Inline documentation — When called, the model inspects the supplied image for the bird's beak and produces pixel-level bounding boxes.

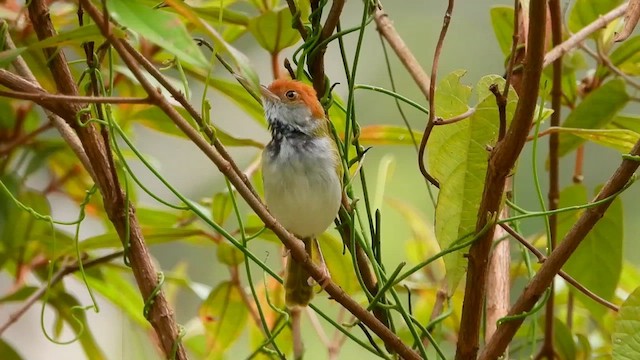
[260,85,279,103]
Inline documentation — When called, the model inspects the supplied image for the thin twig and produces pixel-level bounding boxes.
[432,107,476,126]
[456,1,547,358]
[580,43,640,91]
[480,143,640,359]
[0,122,53,156]
[0,89,152,104]
[0,252,123,336]
[543,3,628,68]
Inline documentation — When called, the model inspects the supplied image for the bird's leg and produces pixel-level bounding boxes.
[306,237,331,291]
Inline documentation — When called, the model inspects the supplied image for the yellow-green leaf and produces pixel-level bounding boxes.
[200,281,249,357]
[550,127,638,154]
[357,125,421,146]
[613,287,640,359]
[248,8,301,53]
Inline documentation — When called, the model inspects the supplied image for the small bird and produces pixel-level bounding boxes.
[260,78,343,308]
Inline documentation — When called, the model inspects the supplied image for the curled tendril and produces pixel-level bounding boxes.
[143,271,166,319]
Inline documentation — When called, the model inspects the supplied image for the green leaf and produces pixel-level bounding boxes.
[84,268,148,328]
[199,281,248,357]
[217,242,245,266]
[357,125,421,145]
[0,339,23,360]
[568,0,623,38]
[490,6,514,56]
[131,105,264,148]
[247,0,279,12]
[610,113,640,133]
[608,36,640,76]
[211,191,234,225]
[0,286,37,303]
[559,184,623,317]
[108,0,208,68]
[27,24,125,51]
[558,79,629,157]
[428,72,518,291]
[550,127,639,153]
[613,287,640,359]
[552,317,577,360]
[0,48,25,69]
[248,8,301,53]
[165,0,260,90]
[59,228,206,255]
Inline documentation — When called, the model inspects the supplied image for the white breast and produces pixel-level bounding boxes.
[262,137,342,238]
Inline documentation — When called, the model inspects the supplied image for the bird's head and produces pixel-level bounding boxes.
[260,79,326,136]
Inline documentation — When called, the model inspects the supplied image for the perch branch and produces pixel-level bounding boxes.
[81,1,419,358]
[615,0,640,42]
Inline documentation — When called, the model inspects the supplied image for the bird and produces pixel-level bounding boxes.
[260,78,343,308]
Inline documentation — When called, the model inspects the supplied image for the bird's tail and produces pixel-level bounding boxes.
[284,237,327,308]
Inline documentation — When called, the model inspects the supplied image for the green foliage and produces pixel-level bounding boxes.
[613,287,640,359]
[427,72,518,290]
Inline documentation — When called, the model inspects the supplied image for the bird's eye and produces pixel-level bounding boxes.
[285,90,297,100]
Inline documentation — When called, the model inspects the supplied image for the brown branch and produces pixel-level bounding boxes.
[374,3,431,100]
[432,107,476,126]
[499,223,619,312]
[455,0,547,358]
[307,0,345,96]
[480,145,640,359]
[81,1,418,357]
[615,0,640,42]
[27,1,187,358]
[285,0,308,39]
[543,3,628,68]
[0,252,123,336]
[580,43,640,91]
[0,89,152,104]
[536,1,562,358]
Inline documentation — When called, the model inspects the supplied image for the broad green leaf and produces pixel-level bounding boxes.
[613,287,640,359]
[131,105,264,148]
[357,125,421,146]
[108,0,208,68]
[318,232,359,295]
[387,198,443,276]
[490,6,514,56]
[165,0,260,90]
[610,113,640,133]
[216,242,245,266]
[550,127,638,154]
[136,0,248,26]
[200,281,248,358]
[552,317,577,360]
[608,36,640,76]
[208,77,266,127]
[559,184,623,317]
[248,8,301,53]
[0,339,23,360]
[0,286,37,303]
[428,72,517,291]
[59,228,206,255]
[84,268,148,328]
[568,0,623,38]
[27,24,124,51]
[559,79,629,157]
[211,191,234,225]
[47,292,106,360]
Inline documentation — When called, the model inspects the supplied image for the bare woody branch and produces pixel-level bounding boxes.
[615,0,640,42]
[456,0,548,358]
[80,1,419,358]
